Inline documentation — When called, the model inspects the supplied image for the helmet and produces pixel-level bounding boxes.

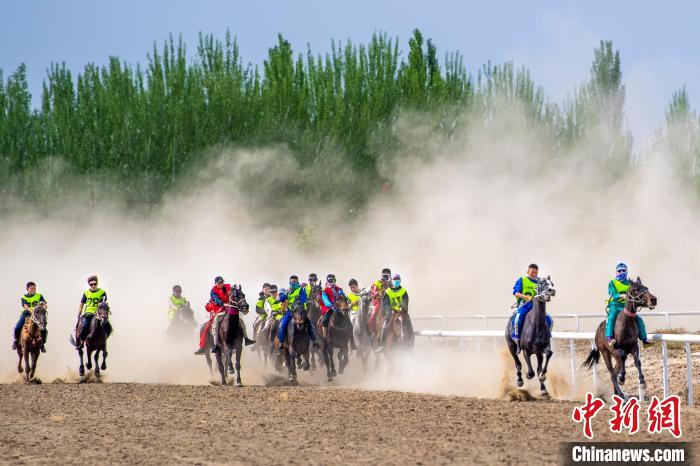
[173,285,182,293]
[326,274,336,284]
[269,284,278,292]
[616,263,628,272]
[279,292,287,302]
[214,276,224,284]
[392,274,401,280]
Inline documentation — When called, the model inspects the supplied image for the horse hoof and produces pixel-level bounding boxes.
[618,377,625,385]
[100,363,106,370]
[516,379,524,388]
[330,370,337,377]
[302,363,310,371]
[327,377,333,382]
[541,391,550,399]
[539,374,547,382]
[86,363,92,370]
[235,382,243,387]
[526,372,534,380]
[640,382,646,389]
[79,367,85,376]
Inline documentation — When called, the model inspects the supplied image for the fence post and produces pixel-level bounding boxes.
[685,342,694,407]
[574,315,580,332]
[661,341,669,399]
[569,339,577,392]
[664,313,671,329]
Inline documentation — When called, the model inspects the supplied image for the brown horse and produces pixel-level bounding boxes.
[16,304,47,382]
[77,303,111,377]
[213,285,249,386]
[274,301,312,384]
[582,277,657,399]
[317,297,352,382]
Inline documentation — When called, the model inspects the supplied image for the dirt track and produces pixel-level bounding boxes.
[1,383,698,465]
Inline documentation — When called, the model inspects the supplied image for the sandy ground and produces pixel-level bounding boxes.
[1,383,697,465]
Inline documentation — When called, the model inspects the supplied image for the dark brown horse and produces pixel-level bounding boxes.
[275,301,312,384]
[16,304,47,382]
[317,296,352,382]
[352,288,374,370]
[213,285,249,386]
[505,276,556,396]
[77,303,111,377]
[582,277,657,399]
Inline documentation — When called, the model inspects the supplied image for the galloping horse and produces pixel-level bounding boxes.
[318,296,353,382]
[505,276,556,396]
[582,277,657,399]
[306,285,324,370]
[213,285,249,386]
[352,288,373,369]
[382,308,412,361]
[16,303,47,382]
[276,301,312,383]
[78,302,111,377]
[167,301,197,341]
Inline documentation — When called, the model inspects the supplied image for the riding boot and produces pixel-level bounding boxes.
[12,340,18,350]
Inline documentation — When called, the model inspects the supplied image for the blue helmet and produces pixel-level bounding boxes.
[615,263,627,272]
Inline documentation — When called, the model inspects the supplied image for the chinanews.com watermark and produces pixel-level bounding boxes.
[560,393,694,465]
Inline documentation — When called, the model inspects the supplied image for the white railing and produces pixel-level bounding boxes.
[413,311,700,332]
[416,329,700,406]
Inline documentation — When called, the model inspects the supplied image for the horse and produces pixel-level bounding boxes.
[382,308,413,364]
[166,301,197,341]
[582,277,657,399]
[275,301,312,384]
[352,288,373,370]
[213,285,249,386]
[78,302,111,377]
[306,285,324,370]
[367,289,386,350]
[16,304,47,382]
[317,297,353,382]
[505,276,556,397]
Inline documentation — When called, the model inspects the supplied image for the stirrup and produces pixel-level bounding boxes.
[608,338,616,347]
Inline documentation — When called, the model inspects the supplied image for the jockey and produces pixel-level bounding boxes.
[321,274,356,349]
[368,268,391,336]
[13,281,47,352]
[75,275,112,348]
[347,279,362,320]
[605,263,651,347]
[168,285,188,321]
[255,283,271,320]
[376,274,413,352]
[264,285,286,321]
[320,273,345,327]
[277,276,318,353]
[304,273,319,299]
[510,264,552,354]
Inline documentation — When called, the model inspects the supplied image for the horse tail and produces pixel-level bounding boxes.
[581,348,600,370]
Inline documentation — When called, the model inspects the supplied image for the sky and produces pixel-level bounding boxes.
[1,0,698,143]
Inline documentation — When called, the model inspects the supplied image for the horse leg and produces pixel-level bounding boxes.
[17,348,23,374]
[540,348,553,382]
[23,349,31,381]
[78,346,85,376]
[214,350,226,385]
[204,351,213,375]
[234,342,243,387]
[618,352,627,385]
[302,350,310,371]
[86,347,93,370]
[100,350,107,371]
[30,350,38,380]
[339,346,348,374]
[228,351,235,373]
[322,344,333,381]
[602,349,625,399]
[633,349,646,390]
[94,350,100,376]
[329,345,337,378]
[523,350,535,379]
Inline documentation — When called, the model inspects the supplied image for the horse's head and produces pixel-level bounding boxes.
[311,285,323,304]
[360,287,372,305]
[32,303,48,331]
[179,302,196,326]
[292,301,307,328]
[535,276,556,303]
[230,285,249,314]
[628,277,657,311]
[97,302,110,322]
[335,295,349,313]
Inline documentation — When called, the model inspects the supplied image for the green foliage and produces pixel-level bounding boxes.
[0,31,642,207]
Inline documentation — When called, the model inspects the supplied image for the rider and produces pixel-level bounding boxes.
[254,283,272,333]
[168,285,188,321]
[376,273,413,352]
[13,281,47,352]
[368,268,391,336]
[260,285,285,336]
[304,273,319,299]
[347,279,362,320]
[321,274,356,349]
[605,262,651,347]
[510,264,552,354]
[75,275,112,348]
[277,276,319,352]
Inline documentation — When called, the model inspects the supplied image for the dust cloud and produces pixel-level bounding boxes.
[1,101,699,400]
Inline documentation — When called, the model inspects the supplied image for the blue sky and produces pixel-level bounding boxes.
[2,0,698,141]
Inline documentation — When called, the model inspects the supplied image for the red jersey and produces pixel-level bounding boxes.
[205,284,232,314]
[320,285,344,315]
